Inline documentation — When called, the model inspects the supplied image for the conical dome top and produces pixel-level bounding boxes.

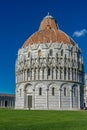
[39,12,58,30]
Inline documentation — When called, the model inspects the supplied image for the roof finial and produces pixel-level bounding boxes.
[44,12,53,19]
[48,12,50,16]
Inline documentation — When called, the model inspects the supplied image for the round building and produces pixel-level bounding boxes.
[15,13,84,110]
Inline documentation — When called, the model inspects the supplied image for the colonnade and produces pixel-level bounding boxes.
[16,66,83,84]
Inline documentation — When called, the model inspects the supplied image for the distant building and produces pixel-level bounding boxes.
[15,13,84,110]
[0,94,15,108]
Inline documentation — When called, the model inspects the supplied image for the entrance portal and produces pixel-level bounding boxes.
[28,96,32,109]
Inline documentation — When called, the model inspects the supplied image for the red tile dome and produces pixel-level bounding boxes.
[23,13,75,48]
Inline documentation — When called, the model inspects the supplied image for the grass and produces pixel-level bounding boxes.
[0,109,87,130]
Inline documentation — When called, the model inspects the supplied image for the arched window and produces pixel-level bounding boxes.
[52,87,55,96]
[38,50,41,57]
[75,69,76,81]
[39,88,42,96]
[68,68,70,80]
[64,87,67,96]
[56,67,58,79]
[42,68,44,80]
[64,68,66,80]
[48,68,50,76]
[28,52,30,57]
[49,49,53,56]
[27,69,30,77]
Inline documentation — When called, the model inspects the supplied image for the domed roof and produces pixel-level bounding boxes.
[23,13,75,48]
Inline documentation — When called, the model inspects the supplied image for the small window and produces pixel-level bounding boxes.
[39,88,42,96]
[68,68,70,80]
[61,50,63,56]
[52,87,54,96]
[28,52,30,57]
[38,50,41,57]
[64,88,67,96]
[49,49,53,56]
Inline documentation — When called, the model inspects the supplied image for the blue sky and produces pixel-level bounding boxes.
[0,0,87,94]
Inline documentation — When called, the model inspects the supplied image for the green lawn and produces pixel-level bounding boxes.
[0,109,87,130]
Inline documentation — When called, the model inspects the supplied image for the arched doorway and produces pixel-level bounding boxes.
[24,83,33,109]
[28,95,32,109]
[71,85,78,109]
[5,100,8,107]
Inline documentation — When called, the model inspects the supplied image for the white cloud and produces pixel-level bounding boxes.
[73,29,87,37]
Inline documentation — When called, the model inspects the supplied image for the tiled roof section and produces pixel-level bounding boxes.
[23,14,75,48]
[39,15,58,30]
[0,93,15,97]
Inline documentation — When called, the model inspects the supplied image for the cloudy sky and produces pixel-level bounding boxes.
[0,0,87,93]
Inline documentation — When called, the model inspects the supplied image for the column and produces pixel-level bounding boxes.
[46,88,49,109]
[78,86,80,109]
[70,88,72,110]
[36,68,38,80]
[21,71,22,82]
[70,68,72,81]
[33,89,35,109]
[66,67,68,80]
[42,67,44,80]
[59,89,60,109]
[23,70,24,81]
[32,69,34,80]
[30,69,32,81]
[40,68,42,80]
[53,67,56,80]
[1,100,2,107]
[62,67,64,80]
[24,90,27,108]
[58,66,60,80]
[50,67,52,80]
[25,70,27,81]
[44,67,47,80]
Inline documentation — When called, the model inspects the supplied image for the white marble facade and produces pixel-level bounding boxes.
[15,14,84,110]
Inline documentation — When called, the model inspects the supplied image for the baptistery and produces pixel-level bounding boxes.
[15,13,84,110]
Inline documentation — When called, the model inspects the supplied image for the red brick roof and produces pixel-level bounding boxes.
[23,14,75,48]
